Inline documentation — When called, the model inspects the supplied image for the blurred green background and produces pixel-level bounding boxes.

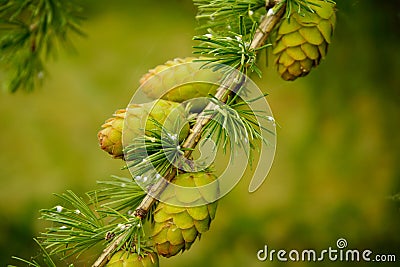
[1,0,399,266]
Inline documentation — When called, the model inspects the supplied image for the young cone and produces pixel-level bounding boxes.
[106,250,159,267]
[98,100,189,159]
[140,57,221,107]
[151,172,219,258]
[273,0,336,81]
[97,109,126,159]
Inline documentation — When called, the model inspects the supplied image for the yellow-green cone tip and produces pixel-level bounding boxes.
[98,109,126,159]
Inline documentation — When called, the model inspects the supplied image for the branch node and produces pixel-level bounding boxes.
[133,208,147,219]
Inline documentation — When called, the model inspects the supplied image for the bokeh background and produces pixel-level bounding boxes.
[1,0,399,266]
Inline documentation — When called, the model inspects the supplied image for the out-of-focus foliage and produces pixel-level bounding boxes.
[0,0,84,93]
[1,0,399,266]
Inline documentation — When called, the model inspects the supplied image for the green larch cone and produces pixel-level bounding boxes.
[98,109,126,159]
[140,57,221,109]
[106,250,159,267]
[151,172,219,258]
[272,0,336,81]
[98,99,190,159]
[124,99,190,144]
